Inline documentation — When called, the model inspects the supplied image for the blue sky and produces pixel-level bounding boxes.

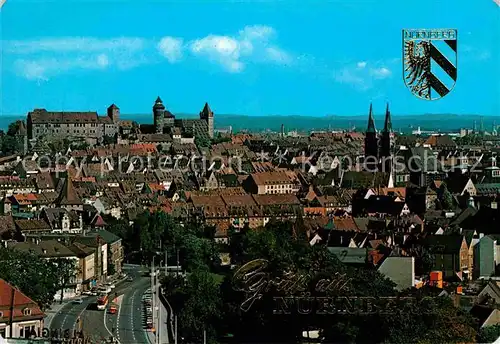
[0,0,498,117]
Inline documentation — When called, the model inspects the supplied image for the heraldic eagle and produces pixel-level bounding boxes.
[404,40,431,99]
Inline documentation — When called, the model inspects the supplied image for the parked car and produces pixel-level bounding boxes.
[82,291,92,296]
[127,277,134,282]
[73,298,84,304]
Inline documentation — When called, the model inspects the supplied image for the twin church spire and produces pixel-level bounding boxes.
[364,103,394,172]
[366,102,392,135]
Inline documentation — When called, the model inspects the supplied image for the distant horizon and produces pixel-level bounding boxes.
[1,112,498,133]
[1,112,500,119]
[1,1,498,117]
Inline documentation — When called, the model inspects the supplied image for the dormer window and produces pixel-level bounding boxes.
[23,308,31,316]
[0,311,3,317]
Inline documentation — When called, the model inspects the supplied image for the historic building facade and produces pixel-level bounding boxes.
[27,104,120,143]
[152,96,214,139]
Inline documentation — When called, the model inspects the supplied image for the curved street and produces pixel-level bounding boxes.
[49,264,150,343]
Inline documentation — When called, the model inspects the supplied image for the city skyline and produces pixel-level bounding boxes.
[0,0,499,117]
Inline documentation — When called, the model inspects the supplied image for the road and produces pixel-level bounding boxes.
[49,296,96,332]
[113,277,151,343]
[50,265,150,343]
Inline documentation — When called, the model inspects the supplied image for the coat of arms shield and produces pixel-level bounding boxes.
[403,29,457,100]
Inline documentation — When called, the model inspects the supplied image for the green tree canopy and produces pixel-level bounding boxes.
[0,247,74,310]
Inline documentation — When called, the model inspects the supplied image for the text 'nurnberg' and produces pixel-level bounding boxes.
[404,29,457,40]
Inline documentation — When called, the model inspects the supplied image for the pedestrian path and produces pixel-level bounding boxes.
[44,295,84,329]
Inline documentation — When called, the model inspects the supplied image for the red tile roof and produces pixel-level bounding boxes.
[0,278,44,320]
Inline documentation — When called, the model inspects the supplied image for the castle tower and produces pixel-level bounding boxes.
[364,103,379,171]
[380,102,394,173]
[153,96,165,134]
[199,102,214,139]
[107,104,120,123]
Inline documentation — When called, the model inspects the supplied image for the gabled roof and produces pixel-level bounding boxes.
[0,278,44,319]
[57,176,82,206]
[424,234,465,254]
[91,213,107,227]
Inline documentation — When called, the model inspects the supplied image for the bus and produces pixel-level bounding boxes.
[97,294,108,310]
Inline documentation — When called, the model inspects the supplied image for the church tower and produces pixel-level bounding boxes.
[364,103,379,171]
[199,102,214,139]
[153,96,165,134]
[380,102,394,172]
[107,104,120,123]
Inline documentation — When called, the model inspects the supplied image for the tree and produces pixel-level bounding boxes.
[0,133,24,156]
[50,258,80,304]
[168,270,222,344]
[438,184,454,210]
[477,324,500,343]
[195,136,211,148]
[0,248,59,310]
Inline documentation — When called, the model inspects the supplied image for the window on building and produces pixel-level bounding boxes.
[0,327,6,338]
[23,308,31,316]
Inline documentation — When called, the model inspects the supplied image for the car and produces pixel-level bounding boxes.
[127,277,134,282]
[73,298,84,304]
[82,291,92,296]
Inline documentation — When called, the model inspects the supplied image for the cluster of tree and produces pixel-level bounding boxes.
[105,211,219,270]
[159,217,478,343]
[0,122,25,156]
[195,133,231,148]
[437,183,454,210]
[477,324,500,343]
[455,134,483,146]
[0,247,78,310]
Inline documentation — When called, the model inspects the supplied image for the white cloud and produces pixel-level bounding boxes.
[6,37,150,80]
[157,37,184,63]
[334,61,392,90]
[6,28,292,80]
[186,25,292,73]
[14,55,111,81]
[370,67,391,79]
[96,54,109,68]
[5,37,145,54]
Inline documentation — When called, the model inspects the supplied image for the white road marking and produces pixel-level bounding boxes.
[130,290,138,342]
[104,301,120,344]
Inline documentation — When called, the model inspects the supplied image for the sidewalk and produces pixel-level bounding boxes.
[44,295,82,329]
